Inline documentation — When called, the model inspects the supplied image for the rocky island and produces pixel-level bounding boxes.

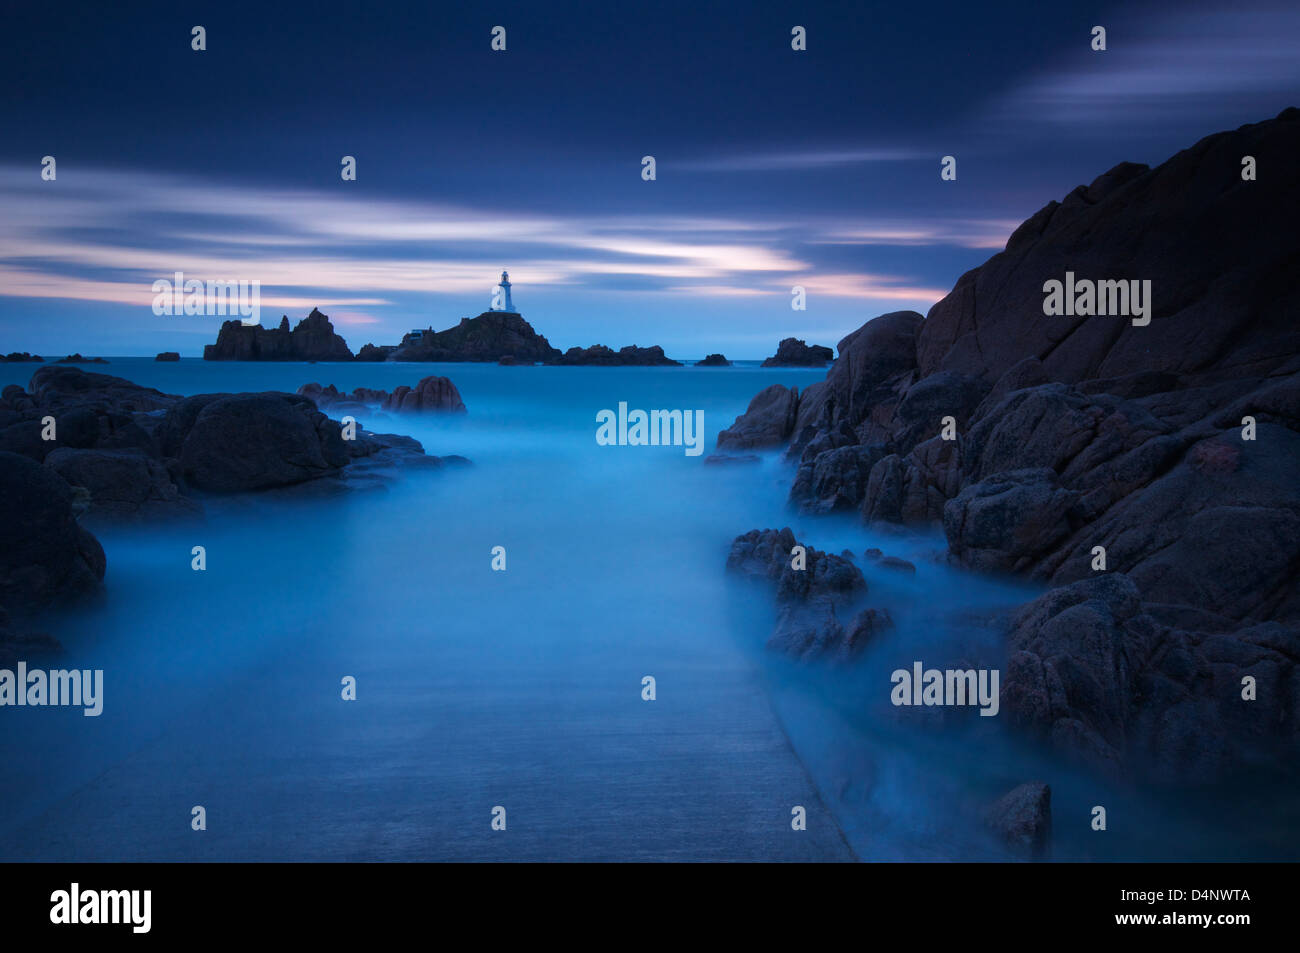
[761,337,833,367]
[204,308,355,361]
[551,344,681,366]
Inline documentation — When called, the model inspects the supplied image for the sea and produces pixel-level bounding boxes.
[0,358,1290,861]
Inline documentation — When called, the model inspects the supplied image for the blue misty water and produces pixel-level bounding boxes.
[0,359,1290,861]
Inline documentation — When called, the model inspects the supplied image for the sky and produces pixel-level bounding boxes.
[1,0,1298,358]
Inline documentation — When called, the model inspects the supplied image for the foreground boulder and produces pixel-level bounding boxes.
[0,451,105,613]
[983,783,1051,860]
[164,394,350,492]
[44,448,202,524]
[2,367,445,519]
[727,528,888,659]
[1001,574,1300,782]
[717,385,800,450]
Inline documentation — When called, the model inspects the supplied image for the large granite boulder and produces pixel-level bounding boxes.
[382,376,467,413]
[717,385,800,450]
[917,109,1300,385]
[164,393,350,492]
[0,451,105,613]
[43,448,201,524]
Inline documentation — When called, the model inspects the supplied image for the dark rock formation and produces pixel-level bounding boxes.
[727,528,890,658]
[356,343,395,362]
[203,308,355,361]
[1,352,42,363]
[0,606,61,668]
[984,783,1051,860]
[0,450,105,614]
[164,393,350,493]
[0,366,173,462]
[56,354,109,364]
[551,344,681,366]
[863,549,917,574]
[155,351,180,362]
[2,367,441,522]
[761,337,833,367]
[717,385,800,451]
[724,109,1300,783]
[298,376,466,414]
[44,448,202,525]
[382,376,467,413]
[696,353,732,366]
[390,312,561,363]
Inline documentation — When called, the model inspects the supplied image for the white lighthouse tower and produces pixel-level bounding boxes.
[492,270,515,312]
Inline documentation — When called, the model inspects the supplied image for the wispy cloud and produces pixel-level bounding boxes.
[0,165,962,315]
[989,1,1300,129]
[676,147,924,172]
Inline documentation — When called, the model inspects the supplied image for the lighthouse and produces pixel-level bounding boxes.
[492,270,515,312]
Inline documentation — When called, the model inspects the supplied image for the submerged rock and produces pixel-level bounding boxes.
[727,528,891,659]
[984,782,1051,861]
[696,353,732,367]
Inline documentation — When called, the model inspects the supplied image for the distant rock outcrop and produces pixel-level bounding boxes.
[298,376,466,414]
[154,351,180,362]
[1,352,42,363]
[696,353,732,366]
[390,312,561,363]
[356,343,395,362]
[761,338,833,367]
[203,308,355,361]
[551,344,681,366]
[56,354,109,364]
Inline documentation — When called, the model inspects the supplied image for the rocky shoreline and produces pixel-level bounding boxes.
[720,108,1300,792]
[0,365,468,661]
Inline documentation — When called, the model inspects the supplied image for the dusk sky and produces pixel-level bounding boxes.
[2,0,1297,358]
